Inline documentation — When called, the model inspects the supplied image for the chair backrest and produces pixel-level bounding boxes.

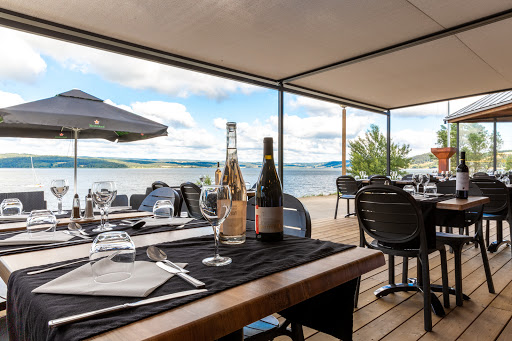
[336,176,358,195]
[247,193,311,238]
[138,187,181,216]
[473,172,490,178]
[179,182,203,219]
[355,185,425,246]
[152,181,169,191]
[0,191,47,212]
[111,194,129,207]
[129,194,146,210]
[402,174,413,180]
[369,175,391,185]
[436,180,483,195]
[471,178,510,215]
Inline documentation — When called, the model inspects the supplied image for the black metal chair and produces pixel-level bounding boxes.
[334,176,358,219]
[355,185,449,332]
[111,194,129,207]
[151,181,169,191]
[402,174,413,180]
[0,191,47,212]
[180,182,203,219]
[369,175,391,185]
[473,172,491,178]
[138,187,181,216]
[243,193,311,340]
[434,182,495,306]
[471,178,511,254]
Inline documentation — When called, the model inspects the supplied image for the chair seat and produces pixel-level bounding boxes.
[483,213,506,220]
[436,232,473,246]
[244,315,280,339]
[370,239,442,256]
[341,194,355,199]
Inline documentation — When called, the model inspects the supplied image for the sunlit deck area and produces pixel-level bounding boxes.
[289,196,512,341]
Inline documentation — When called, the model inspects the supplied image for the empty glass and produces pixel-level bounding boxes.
[26,209,56,238]
[153,199,174,218]
[199,185,232,266]
[91,181,117,233]
[90,231,135,283]
[1,198,23,216]
[424,184,438,196]
[50,179,69,215]
[403,185,415,196]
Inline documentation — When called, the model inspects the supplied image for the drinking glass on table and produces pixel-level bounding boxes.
[50,179,69,215]
[26,209,56,238]
[0,198,23,216]
[102,190,118,229]
[403,185,415,196]
[199,185,232,267]
[90,231,135,283]
[424,184,438,196]
[153,199,174,218]
[91,181,117,233]
[423,175,430,197]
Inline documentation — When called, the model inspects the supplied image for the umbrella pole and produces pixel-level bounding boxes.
[73,129,79,195]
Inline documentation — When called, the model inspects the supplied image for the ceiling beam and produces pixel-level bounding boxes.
[281,8,512,83]
[0,8,387,114]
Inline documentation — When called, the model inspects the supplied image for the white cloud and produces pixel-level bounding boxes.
[0,29,46,83]
[0,90,25,108]
[131,101,195,128]
[392,129,437,155]
[0,27,260,100]
[392,102,449,118]
[213,118,227,130]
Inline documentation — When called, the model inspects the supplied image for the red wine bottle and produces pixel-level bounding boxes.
[255,137,283,241]
[456,151,469,199]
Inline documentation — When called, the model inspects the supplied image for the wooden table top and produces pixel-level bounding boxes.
[0,211,153,233]
[435,196,490,211]
[0,227,384,340]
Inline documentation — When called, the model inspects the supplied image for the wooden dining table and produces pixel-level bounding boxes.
[0,221,385,340]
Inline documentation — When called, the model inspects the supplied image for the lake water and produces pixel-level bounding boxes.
[0,168,342,210]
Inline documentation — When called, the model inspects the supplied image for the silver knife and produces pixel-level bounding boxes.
[156,262,206,289]
[48,288,207,328]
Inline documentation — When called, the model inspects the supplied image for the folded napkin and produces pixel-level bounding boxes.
[0,214,30,222]
[33,261,186,297]
[0,231,74,246]
[141,217,195,227]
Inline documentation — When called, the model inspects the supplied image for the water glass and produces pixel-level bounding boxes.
[91,181,117,233]
[90,231,135,284]
[26,209,56,238]
[403,185,415,196]
[424,184,438,196]
[50,179,69,214]
[153,199,174,218]
[1,198,23,216]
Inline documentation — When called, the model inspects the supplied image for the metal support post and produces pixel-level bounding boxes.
[278,83,284,186]
[493,119,497,171]
[386,111,391,176]
[456,123,460,163]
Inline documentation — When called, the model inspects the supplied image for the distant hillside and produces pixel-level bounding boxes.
[0,154,351,169]
[409,152,437,169]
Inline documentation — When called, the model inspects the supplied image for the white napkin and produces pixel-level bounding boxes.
[0,231,74,246]
[0,214,30,221]
[32,261,186,297]
[141,217,195,227]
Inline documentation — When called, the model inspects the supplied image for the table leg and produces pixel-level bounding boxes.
[487,220,511,253]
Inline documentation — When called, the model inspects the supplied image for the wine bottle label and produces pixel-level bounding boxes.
[220,200,247,236]
[255,206,283,233]
[456,172,469,191]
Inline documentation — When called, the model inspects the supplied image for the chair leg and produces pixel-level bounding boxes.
[420,252,432,332]
[485,220,490,248]
[389,255,395,285]
[290,322,305,341]
[402,257,409,284]
[439,248,450,308]
[453,244,464,306]
[347,199,350,216]
[354,276,360,308]
[334,195,339,219]
[477,234,495,294]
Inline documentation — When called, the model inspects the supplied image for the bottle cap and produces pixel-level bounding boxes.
[263,137,273,144]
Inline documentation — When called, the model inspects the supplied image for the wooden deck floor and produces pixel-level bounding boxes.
[276,216,512,341]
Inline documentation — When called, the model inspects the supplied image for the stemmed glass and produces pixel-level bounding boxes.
[414,174,424,194]
[91,181,117,233]
[423,174,430,197]
[199,185,232,267]
[50,179,69,215]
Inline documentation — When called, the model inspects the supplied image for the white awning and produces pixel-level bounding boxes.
[1,0,512,112]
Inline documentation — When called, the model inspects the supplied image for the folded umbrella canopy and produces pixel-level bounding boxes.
[0,89,168,194]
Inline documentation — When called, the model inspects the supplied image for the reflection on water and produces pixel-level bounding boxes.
[0,168,342,210]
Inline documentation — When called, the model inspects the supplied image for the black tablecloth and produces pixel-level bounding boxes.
[0,216,206,256]
[7,231,355,341]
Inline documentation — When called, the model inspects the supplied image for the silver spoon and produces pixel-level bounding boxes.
[146,246,205,288]
[67,222,90,236]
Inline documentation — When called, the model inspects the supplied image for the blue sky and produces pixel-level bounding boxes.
[0,26,494,163]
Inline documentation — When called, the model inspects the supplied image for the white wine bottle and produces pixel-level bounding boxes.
[215,162,222,185]
[255,137,283,241]
[220,122,246,244]
[456,151,469,199]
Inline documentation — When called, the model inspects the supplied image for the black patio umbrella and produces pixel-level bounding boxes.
[0,89,168,195]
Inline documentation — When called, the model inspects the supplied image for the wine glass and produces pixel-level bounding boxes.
[199,175,206,186]
[199,185,232,267]
[423,174,430,197]
[50,179,69,215]
[102,189,118,229]
[91,181,117,233]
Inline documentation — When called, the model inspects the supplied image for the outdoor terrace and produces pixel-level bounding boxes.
[291,195,512,341]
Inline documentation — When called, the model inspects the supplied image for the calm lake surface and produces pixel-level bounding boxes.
[0,168,342,210]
